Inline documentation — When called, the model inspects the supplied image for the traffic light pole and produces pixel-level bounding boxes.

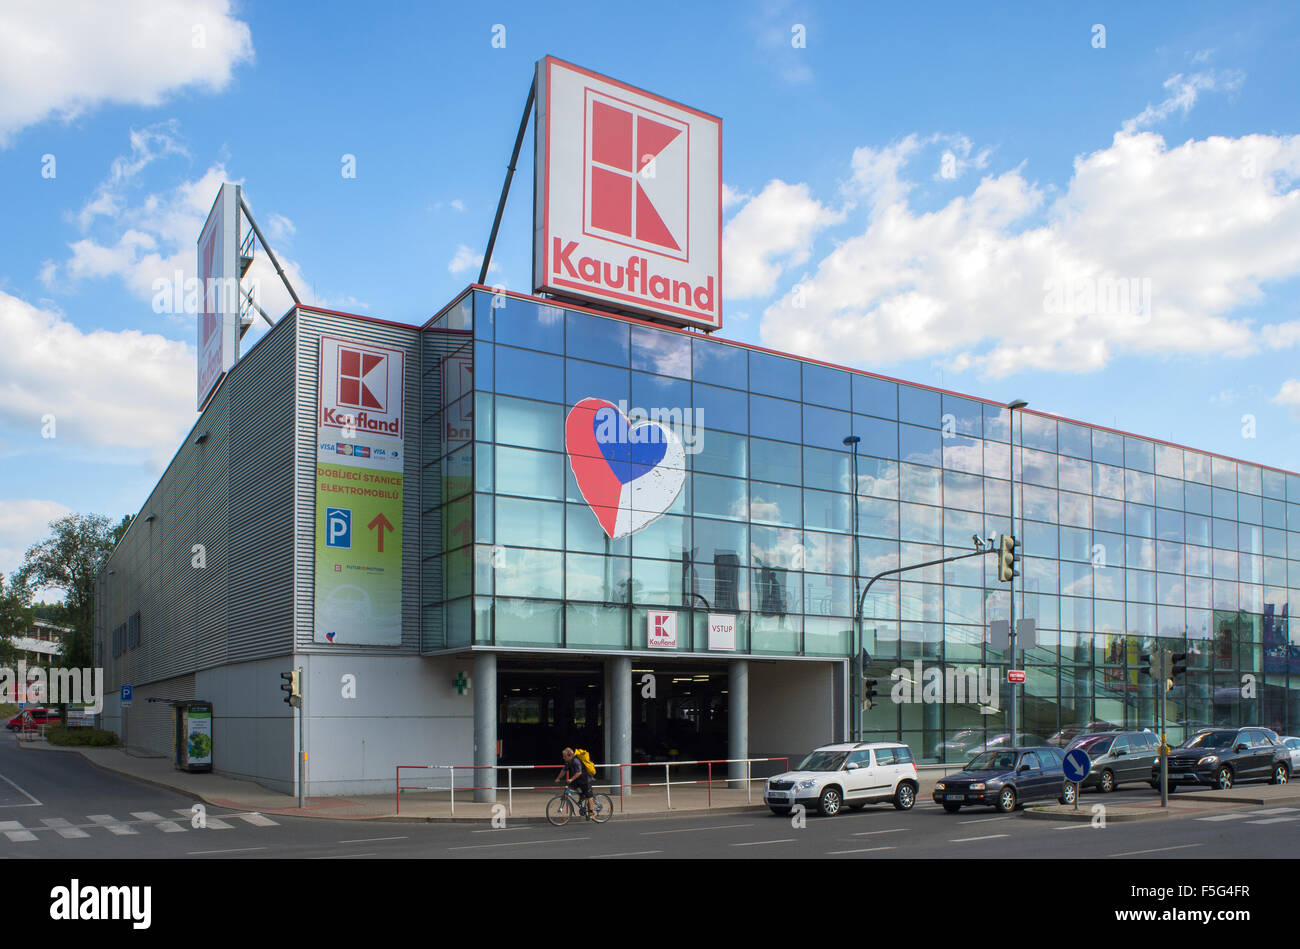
[1158,650,1168,808]
[853,545,995,739]
[297,675,305,810]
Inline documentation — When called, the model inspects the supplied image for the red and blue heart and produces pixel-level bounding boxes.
[565,398,685,540]
[325,632,336,643]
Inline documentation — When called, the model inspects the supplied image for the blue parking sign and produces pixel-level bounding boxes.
[1063,748,1091,783]
[121,685,133,707]
[325,508,352,548]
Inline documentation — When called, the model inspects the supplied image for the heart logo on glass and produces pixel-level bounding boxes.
[565,397,685,540]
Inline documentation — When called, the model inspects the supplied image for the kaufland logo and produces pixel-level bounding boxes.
[337,347,388,413]
[585,94,688,259]
[318,337,403,439]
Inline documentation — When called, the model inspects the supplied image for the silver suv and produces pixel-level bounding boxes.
[764,742,919,816]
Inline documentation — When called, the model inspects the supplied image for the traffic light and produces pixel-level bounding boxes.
[997,534,1020,582]
[1139,651,1153,678]
[280,669,301,708]
[863,678,879,711]
[1170,652,1188,678]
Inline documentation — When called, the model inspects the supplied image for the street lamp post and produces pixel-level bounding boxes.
[1006,399,1028,742]
[843,434,861,741]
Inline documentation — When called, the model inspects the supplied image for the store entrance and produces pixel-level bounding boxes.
[497,662,603,767]
[632,664,728,765]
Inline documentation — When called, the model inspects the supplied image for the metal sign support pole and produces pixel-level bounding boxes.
[479,76,537,286]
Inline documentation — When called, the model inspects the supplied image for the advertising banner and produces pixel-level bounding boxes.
[315,336,405,645]
[648,610,678,648]
[533,56,721,330]
[197,184,239,409]
[184,707,213,767]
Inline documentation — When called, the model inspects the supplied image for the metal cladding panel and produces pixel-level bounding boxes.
[128,675,196,757]
[294,308,422,653]
[227,313,296,663]
[193,385,230,672]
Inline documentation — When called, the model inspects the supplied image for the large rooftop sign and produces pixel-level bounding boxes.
[532,56,722,330]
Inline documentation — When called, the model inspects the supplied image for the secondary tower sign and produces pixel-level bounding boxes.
[533,56,722,330]
[196,184,239,409]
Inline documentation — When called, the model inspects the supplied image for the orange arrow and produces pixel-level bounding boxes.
[367,512,395,553]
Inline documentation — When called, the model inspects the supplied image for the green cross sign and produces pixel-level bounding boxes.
[453,672,470,695]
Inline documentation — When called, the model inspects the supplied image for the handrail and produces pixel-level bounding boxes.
[395,756,790,816]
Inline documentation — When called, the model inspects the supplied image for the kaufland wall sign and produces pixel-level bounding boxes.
[565,397,685,540]
[648,611,678,649]
[196,184,239,409]
[533,56,722,330]
[315,336,405,646]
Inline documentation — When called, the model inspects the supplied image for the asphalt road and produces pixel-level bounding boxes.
[1,736,1294,859]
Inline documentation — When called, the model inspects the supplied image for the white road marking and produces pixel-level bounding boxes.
[851,828,908,837]
[950,834,1009,843]
[1245,816,1299,824]
[310,852,376,859]
[1249,807,1300,815]
[958,816,1011,824]
[732,839,795,847]
[0,820,37,842]
[828,846,896,854]
[338,835,408,843]
[0,772,42,807]
[88,814,137,836]
[42,817,89,839]
[237,813,279,827]
[1052,823,1095,830]
[641,824,754,835]
[173,808,231,829]
[186,846,268,856]
[448,836,589,851]
[589,850,663,858]
[132,811,185,833]
[1195,813,1253,822]
[1109,843,1203,857]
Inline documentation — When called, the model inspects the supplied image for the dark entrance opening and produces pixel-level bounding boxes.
[498,661,602,767]
[632,664,728,765]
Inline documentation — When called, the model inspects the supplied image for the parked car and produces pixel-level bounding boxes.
[933,729,983,759]
[764,742,919,816]
[1156,727,1291,791]
[1280,737,1300,773]
[1048,721,1119,747]
[5,708,61,730]
[933,745,1074,813]
[961,732,1048,758]
[1068,730,1160,792]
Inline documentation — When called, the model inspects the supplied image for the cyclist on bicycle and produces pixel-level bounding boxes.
[557,747,594,817]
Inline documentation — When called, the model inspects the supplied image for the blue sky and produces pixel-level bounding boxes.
[1,0,1298,583]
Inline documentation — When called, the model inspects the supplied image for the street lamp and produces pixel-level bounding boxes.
[843,434,862,741]
[1006,399,1028,742]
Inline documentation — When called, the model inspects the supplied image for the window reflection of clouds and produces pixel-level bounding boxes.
[630,324,690,378]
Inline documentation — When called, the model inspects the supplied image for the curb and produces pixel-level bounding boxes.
[1021,805,1177,823]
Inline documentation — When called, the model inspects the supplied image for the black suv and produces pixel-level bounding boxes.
[1158,727,1291,791]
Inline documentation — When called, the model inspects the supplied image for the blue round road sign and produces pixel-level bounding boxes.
[1063,748,1091,783]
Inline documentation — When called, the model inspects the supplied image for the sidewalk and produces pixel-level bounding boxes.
[1024,784,1300,822]
[25,739,945,822]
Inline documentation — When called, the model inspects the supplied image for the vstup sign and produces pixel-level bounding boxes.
[533,56,722,330]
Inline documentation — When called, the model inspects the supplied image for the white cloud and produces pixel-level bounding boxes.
[1273,379,1300,416]
[933,134,992,182]
[450,199,466,212]
[0,499,74,581]
[0,0,254,146]
[723,180,843,298]
[1122,69,1244,134]
[758,123,1300,378]
[266,213,296,243]
[1261,321,1300,349]
[0,292,195,470]
[448,244,498,276]
[722,184,750,210]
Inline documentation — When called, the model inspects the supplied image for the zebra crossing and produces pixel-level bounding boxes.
[1194,806,1300,825]
[0,809,281,843]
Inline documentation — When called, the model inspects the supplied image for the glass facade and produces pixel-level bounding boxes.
[424,289,1300,759]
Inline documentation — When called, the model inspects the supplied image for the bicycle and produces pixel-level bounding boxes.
[546,784,613,825]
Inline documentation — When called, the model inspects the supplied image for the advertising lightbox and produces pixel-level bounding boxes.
[533,56,722,330]
[196,184,239,409]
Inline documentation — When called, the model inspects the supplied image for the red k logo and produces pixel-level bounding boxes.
[338,348,388,412]
[585,93,689,260]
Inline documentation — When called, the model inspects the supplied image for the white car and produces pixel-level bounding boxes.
[764,742,918,816]
[1281,737,1300,772]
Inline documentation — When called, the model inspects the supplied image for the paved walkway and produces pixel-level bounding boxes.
[1024,784,1300,821]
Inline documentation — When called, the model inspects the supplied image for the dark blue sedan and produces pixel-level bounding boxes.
[932,746,1074,813]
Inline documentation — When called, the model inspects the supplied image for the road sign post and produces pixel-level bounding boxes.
[1062,748,1091,812]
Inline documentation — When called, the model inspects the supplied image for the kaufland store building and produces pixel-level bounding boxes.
[96,58,1300,798]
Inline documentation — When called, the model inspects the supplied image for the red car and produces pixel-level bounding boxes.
[5,708,62,730]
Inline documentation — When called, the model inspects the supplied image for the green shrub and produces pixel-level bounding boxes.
[45,726,119,747]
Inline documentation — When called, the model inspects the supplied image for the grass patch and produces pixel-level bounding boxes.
[0,703,16,720]
[45,726,119,747]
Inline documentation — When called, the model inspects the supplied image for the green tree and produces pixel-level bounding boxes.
[0,572,33,671]
[19,513,121,671]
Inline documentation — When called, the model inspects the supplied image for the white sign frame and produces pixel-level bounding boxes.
[647,610,678,649]
[707,613,736,651]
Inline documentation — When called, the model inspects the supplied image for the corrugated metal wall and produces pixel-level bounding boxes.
[293,309,422,653]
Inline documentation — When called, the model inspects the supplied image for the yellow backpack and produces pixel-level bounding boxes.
[573,748,597,776]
